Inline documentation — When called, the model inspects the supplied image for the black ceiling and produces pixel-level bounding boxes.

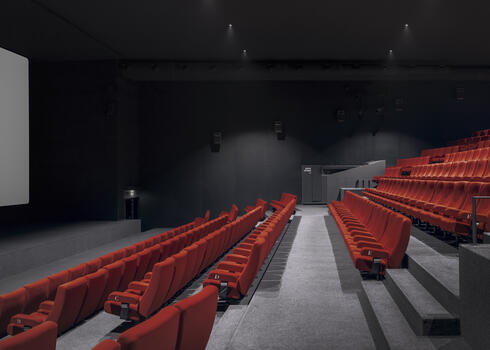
[1,0,489,64]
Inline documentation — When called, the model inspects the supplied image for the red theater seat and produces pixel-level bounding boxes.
[116,306,180,350]
[8,277,88,335]
[76,269,109,323]
[0,321,57,350]
[173,286,219,350]
[92,339,121,350]
[329,191,411,274]
[0,288,26,337]
[23,279,49,315]
[117,255,139,292]
[67,264,87,280]
[105,258,175,321]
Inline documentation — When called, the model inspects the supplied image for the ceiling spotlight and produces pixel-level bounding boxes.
[242,49,247,54]
[228,24,233,28]
[389,49,393,54]
[404,23,409,28]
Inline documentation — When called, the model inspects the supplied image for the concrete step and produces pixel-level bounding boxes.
[385,269,460,336]
[406,237,460,316]
[359,280,435,350]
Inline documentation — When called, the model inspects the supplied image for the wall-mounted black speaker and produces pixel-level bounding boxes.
[274,121,283,134]
[273,121,285,140]
[211,131,222,152]
[336,109,346,123]
[395,98,404,112]
[456,87,464,101]
[213,131,222,145]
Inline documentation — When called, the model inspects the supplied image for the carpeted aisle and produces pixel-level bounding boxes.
[212,205,375,350]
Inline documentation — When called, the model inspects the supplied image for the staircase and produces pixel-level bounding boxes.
[359,233,471,350]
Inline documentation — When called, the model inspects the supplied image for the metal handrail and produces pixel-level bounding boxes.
[471,196,490,243]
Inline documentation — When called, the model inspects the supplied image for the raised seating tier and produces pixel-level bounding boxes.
[328,191,411,275]
[364,179,490,237]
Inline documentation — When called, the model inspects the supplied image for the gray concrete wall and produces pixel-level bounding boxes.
[459,244,490,350]
[326,160,386,202]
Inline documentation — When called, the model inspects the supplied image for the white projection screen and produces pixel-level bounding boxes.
[0,47,29,206]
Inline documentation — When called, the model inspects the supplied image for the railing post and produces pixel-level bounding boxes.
[471,196,490,244]
[472,196,478,244]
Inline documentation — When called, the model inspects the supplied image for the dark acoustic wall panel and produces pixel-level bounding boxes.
[2,62,490,232]
[138,81,490,229]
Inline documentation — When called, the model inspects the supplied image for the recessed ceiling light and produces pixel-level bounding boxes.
[242,49,247,54]
[389,49,393,54]
[405,23,409,28]
[228,24,233,28]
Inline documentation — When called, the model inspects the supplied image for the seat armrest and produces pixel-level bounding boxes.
[442,207,462,218]
[233,248,251,257]
[39,300,54,312]
[352,236,377,243]
[432,205,447,214]
[9,314,45,328]
[360,248,390,259]
[356,241,384,249]
[350,230,372,237]
[128,281,150,292]
[217,261,244,273]
[225,254,249,264]
[238,242,253,250]
[107,291,140,304]
[144,272,152,280]
[207,269,239,283]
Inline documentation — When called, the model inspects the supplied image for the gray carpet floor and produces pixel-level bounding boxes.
[207,205,375,350]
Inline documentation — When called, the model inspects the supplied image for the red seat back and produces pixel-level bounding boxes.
[0,288,26,338]
[117,306,180,350]
[47,271,69,300]
[77,269,109,323]
[173,286,218,350]
[99,260,125,309]
[92,339,121,350]
[47,277,87,334]
[166,250,188,300]
[380,212,412,268]
[0,320,57,350]
[118,255,139,291]
[67,264,87,281]
[139,257,175,318]
[23,279,49,314]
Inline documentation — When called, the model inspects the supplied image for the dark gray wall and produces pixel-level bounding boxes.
[0,62,139,224]
[1,62,490,231]
[138,80,489,229]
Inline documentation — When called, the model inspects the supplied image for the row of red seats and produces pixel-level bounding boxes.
[204,198,296,299]
[0,321,57,350]
[445,146,490,163]
[450,135,490,146]
[329,191,411,274]
[421,145,460,158]
[104,207,262,320]
[364,179,490,236]
[396,156,430,168]
[244,198,268,219]
[219,204,239,223]
[409,160,489,182]
[93,286,218,350]
[373,166,402,182]
[270,192,297,211]
[473,129,490,137]
[0,215,211,338]
[5,215,228,336]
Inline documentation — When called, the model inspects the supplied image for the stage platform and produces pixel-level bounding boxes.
[0,220,141,280]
